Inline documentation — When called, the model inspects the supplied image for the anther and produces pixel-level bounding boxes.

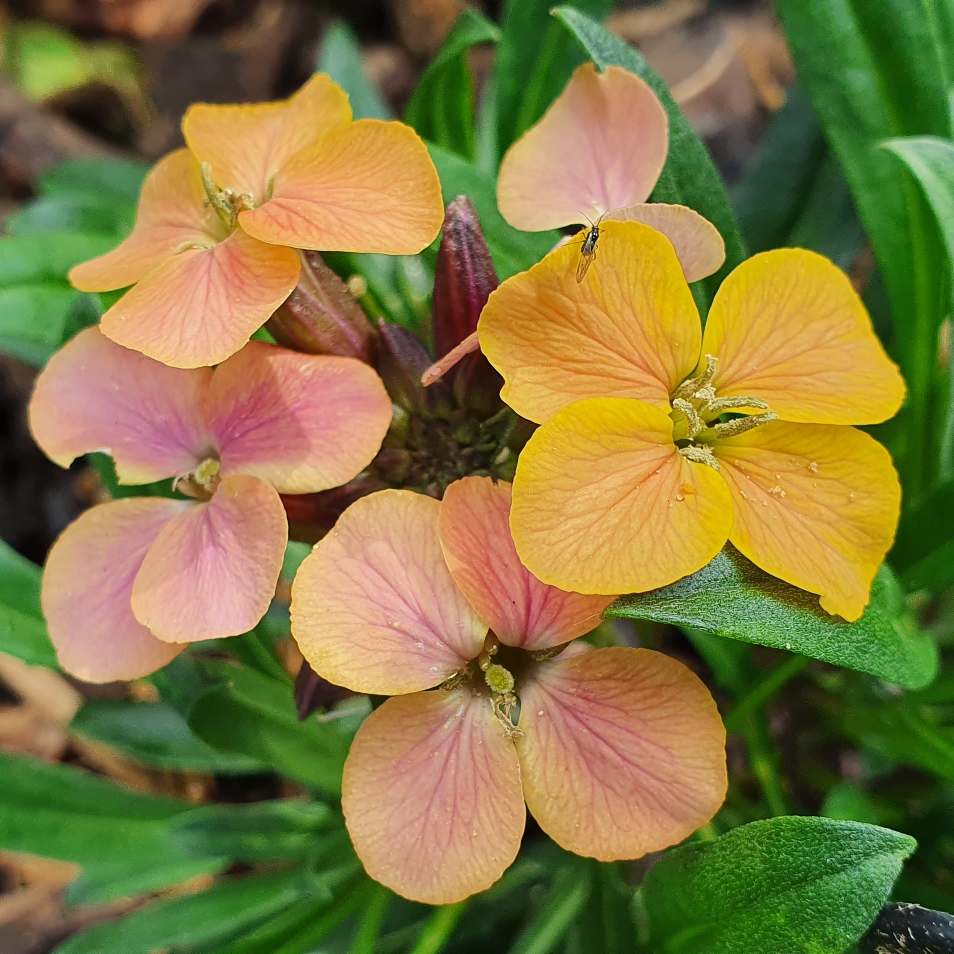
[710,410,777,440]
[672,354,718,402]
[705,395,770,415]
[672,398,705,438]
[678,444,721,471]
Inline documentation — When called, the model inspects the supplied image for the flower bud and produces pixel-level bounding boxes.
[281,473,387,544]
[267,250,375,363]
[375,319,452,418]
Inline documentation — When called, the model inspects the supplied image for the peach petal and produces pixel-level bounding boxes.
[100,228,300,369]
[29,328,211,485]
[130,475,287,642]
[604,203,725,282]
[702,248,906,425]
[239,119,444,255]
[41,498,189,682]
[205,341,391,494]
[440,477,613,650]
[182,73,352,202]
[517,647,727,860]
[497,63,668,231]
[290,491,487,695]
[716,421,901,622]
[69,150,226,292]
[343,689,524,904]
[479,221,701,424]
[421,330,479,387]
[510,398,733,595]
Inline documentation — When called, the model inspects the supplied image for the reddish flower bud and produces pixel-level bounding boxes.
[267,251,375,363]
[281,473,387,544]
[294,659,353,720]
[375,319,451,417]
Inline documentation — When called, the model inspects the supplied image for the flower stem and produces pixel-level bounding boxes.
[409,901,469,954]
[724,654,809,734]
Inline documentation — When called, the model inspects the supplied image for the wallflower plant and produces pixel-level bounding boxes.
[290,477,726,904]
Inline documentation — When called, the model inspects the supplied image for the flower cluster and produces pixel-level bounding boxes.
[27,59,906,905]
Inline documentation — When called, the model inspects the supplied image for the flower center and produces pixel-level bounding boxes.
[669,354,777,471]
[175,456,221,501]
[201,162,254,229]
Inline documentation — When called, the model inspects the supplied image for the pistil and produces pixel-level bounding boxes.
[201,162,253,229]
[175,457,222,501]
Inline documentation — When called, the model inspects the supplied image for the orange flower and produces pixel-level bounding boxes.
[478,221,906,621]
[70,74,444,369]
[290,477,726,904]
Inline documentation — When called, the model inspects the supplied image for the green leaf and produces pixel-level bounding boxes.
[71,700,263,773]
[507,859,591,954]
[566,861,638,954]
[189,662,357,794]
[891,480,954,590]
[54,870,309,954]
[171,800,338,862]
[405,9,499,160]
[607,547,937,690]
[494,0,613,159]
[551,6,747,306]
[427,144,557,280]
[775,0,953,500]
[39,156,149,203]
[0,537,56,668]
[642,816,916,954]
[316,22,394,121]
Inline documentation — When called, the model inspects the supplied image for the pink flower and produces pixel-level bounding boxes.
[290,476,727,904]
[29,328,392,682]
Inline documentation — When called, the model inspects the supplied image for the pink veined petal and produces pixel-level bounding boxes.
[41,498,189,682]
[130,475,287,643]
[517,647,727,860]
[342,689,525,904]
[604,203,726,283]
[204,341,392,495]
[69,149,226,292]
[440,477,614,651]
[290,490,488,695]
[421,330,479,387]
[497,63,668,231]
[100,228,301,369]
[29,327,212,485]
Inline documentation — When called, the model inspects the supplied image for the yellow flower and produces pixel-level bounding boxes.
[478,221,906,621]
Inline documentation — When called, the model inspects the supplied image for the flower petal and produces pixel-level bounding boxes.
[29,328,211,484]
[702,248,906,425]
[479,221,702,424]
[497,63,668,231]
[715,421,901,621]
[41,499,188,682]
[343,689,524,904]
[183,73,352,202]
[205,341,391,494]
[131,475,287,642]
[604,203,725,282]
[516,647,726,860]
[290,490,487,695]
[239,119,444,254]
[100,228,300,369]
[440,477,613,650]
[510,398,733,595]
[69,150,225,292]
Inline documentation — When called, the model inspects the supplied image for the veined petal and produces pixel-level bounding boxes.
[716,421,901,621]
[479,221,702,424]
[69,150,226,292]
[342,689,524,905]
[510,398,733,595]
[290,490,487,695]
[497,63,668,231]
[604,203,725,283]
[440,477,613,650]
[41,499,189,682]
[182,72,352,202]
[702,248,906,425]
[131,475,287,642]
[29,328,211,484]
[239,119,444,254]
[516,647,726,860]
[100,228,300,369]
[206,341,391,494]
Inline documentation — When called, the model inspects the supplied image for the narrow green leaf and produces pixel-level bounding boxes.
[508,861,591,954]
[427,143,557,279]
[0,233,118,285]
[0,537,56,668]
[551,6,747,304]
[607,548,937,690]
[39,156,149,203]
[494,0,613,159]
[642,817,916,954]
[891,479,954,590]
[405,9,499,160]
[316,22,394,121]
